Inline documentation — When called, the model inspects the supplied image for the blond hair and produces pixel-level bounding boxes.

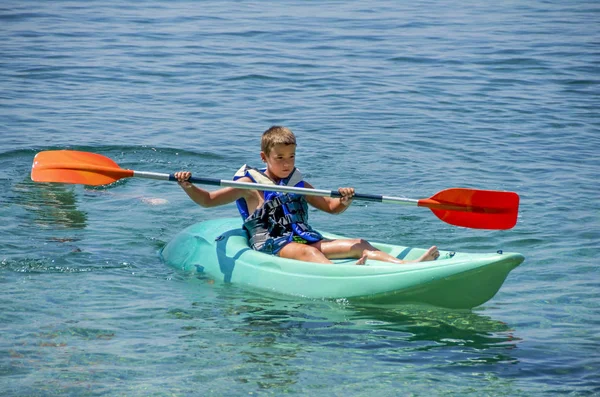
[261,126,296,155]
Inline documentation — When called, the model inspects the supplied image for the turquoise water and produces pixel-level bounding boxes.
[1,0,598,395]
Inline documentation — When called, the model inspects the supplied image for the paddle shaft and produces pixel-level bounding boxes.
[132,170,420,206]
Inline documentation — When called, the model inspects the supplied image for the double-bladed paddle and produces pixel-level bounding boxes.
[31,150,519,230]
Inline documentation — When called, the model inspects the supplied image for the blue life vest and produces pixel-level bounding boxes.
[233,165,323,254]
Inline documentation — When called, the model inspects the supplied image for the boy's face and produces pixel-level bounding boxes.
[261,144,296,180]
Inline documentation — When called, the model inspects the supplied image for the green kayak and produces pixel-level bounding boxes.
[160,218,524,309]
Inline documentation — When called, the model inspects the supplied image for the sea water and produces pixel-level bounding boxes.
[1,1,598,395]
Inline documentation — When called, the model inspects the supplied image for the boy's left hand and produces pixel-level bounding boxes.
[338,187,355,206]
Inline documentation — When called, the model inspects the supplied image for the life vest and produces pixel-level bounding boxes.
[233,165,323,254]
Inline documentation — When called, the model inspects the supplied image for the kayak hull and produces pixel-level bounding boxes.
[160,218,524,309]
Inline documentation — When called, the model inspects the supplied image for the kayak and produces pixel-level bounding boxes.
[160,218,524,309]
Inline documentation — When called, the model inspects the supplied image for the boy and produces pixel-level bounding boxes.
[175,126,439,265]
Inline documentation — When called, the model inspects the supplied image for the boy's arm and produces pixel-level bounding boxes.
[175,172,252,208]
[304,182,353,214]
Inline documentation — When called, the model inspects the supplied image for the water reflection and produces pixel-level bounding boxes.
[346,303,520,367]
[14,178,87,229]
[227,293,519,346]
[175,282,521,390]
[233,298,521,381]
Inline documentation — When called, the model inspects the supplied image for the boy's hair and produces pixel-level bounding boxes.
[261,126,296,155]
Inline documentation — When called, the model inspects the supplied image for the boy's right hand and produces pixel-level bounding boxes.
[174,171,193,189]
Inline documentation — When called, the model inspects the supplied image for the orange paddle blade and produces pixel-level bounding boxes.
[418,188,519,229]
[31,150,133,186]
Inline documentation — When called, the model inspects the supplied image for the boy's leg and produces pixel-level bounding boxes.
[313,239,439,264]
[278,242,333,264]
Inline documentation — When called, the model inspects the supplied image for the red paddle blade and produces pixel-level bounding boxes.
[418,188,519,230]
[31,150,133,186]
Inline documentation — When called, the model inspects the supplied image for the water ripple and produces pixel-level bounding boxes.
[1,0,599,395]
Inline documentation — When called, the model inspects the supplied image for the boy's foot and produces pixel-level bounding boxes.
[417,246,439,262]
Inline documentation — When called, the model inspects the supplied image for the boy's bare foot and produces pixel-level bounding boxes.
[417,246,439,262]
